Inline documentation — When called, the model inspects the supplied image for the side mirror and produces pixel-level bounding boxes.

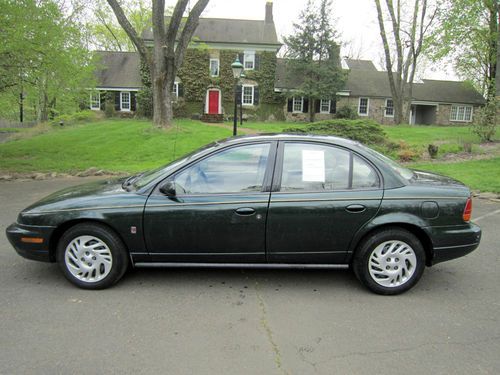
[159,181,176,196]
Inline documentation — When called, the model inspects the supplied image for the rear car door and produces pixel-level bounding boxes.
[266,141,383,264]
[144,141,277,263]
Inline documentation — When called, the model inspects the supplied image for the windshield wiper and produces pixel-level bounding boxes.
[121,173,144,190]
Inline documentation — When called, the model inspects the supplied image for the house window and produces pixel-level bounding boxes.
[242,85,254,105]
[210,59,219,77]
[120,91,130,111]
[450,105,473,122]
[358,97,369,116]
[293,97,303,113]
[90,92,100,110]
[243,51,255,70]
[385,98,394,117]
[172,82,179,98]
[320,99,330,113]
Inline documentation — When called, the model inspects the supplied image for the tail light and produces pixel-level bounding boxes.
[463,197,472,222]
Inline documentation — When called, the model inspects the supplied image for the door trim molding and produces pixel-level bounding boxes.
[134,262,349,269]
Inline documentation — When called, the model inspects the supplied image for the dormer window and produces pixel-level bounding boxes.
[243,51,255,70]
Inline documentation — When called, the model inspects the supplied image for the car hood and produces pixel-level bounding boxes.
[22,178,128,213]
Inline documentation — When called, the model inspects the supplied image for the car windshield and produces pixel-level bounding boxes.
[361,146,415,181]
[130,141,221,190]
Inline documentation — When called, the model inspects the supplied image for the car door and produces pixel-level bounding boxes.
[266,141,383,264]
[144,141,277,263]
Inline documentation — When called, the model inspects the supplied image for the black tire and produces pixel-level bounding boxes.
[353,227,425,295]
[57,223,129,289]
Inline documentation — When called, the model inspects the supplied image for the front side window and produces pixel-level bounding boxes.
[210,59,219,77]
[320,99,330,113]
[385,99,394,117]
[120,92,130,111]
[451,105,472,122]
[174,143,270,194]
[358,97,369,115]
[293,97,303,113]
[280,143,379,192]
[242,85,254,105]
[90,92,100,110]
[244,51,255,70]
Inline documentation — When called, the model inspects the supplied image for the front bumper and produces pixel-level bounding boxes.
[6,222,56,262]
[426,222,482,265]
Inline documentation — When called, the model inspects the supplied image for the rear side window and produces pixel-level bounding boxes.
[280,143,379,192]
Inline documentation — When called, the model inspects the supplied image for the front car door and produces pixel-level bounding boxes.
[266,141,383,264]
[144,142,276,263]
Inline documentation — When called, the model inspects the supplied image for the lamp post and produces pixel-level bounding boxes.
[231,57,243,136]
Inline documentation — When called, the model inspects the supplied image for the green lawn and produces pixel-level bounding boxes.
[410,158,500,193]
[0,119,498,192]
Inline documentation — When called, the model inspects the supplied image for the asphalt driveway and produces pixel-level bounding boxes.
[1,177,499,374]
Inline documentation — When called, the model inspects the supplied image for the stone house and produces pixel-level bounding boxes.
[275,58,486,124]
[91,1,485,125]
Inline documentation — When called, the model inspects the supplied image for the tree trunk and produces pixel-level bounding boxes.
[309,98,315,122]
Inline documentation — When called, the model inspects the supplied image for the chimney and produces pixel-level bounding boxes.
[265,1,273,23]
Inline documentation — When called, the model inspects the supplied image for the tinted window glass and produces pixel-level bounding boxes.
[280,143,350,191]
[352,155,379,188]
[174,143,270,194]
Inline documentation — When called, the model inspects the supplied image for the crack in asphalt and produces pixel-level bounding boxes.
[313,335,500,364]
[254,282,290,375]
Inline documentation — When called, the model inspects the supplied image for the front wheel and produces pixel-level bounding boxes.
[353,228,425,295]
[57,223,129,289]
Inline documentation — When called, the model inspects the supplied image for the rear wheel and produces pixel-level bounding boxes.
[353,228,425,295]
[57,223,129,289]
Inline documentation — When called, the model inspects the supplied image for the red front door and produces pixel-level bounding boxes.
[208,90,219,114]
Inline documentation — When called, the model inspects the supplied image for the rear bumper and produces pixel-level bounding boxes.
[425,222,481,265]
[5,223,56,262]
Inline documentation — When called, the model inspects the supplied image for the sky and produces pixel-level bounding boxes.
[169,0,456,81]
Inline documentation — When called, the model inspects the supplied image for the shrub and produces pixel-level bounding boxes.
[51,110,100,126]
[471,101,497,142]
[335,105,359,120]
[137,87,153,118]
[428,144,438,159]
[104,92,115,118]
[284,119,387,145]
[397,148,420,162]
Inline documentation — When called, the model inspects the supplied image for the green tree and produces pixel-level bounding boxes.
[106,0,209,128]
[428,0,498,103]
[284,0,345,122]
[88,0,151,52]
[374,0,437,124]
[0,0,95,122]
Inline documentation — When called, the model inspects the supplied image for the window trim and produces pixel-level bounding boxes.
[450,104,473,122]
[358,97,369,116]
[172,82,179,98]
[90,92,100,110]
[320,99,331,114]
[243,50,255,70]
[209,58,219,77]
[165,141,276,196]
[120,91,131,111]
[273,141,382,193]
[292,97,304,113]
[384,98,394,117]
[242,84,255,106]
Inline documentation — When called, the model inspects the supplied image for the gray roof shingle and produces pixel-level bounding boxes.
[142,18,281,46]
[94,51,142,89]
[275,59,485,105]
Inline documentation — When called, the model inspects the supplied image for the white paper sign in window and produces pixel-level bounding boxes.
[302,150,325,182]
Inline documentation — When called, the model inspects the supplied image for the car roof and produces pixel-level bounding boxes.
[219,133,361,148]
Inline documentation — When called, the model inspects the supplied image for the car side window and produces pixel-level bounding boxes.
[174,143,270,194]
[352,155,379,189]
[280,143,350,191]
[280,143,380,192]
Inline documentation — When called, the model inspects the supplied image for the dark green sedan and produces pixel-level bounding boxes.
[6,135,481,294]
